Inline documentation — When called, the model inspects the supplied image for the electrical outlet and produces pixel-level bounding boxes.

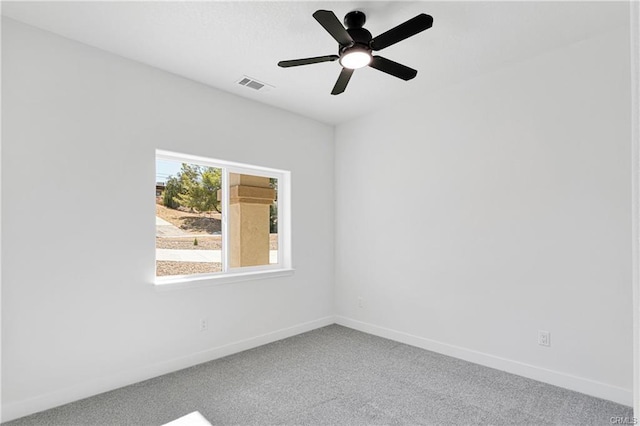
[357,297,363,308]
[199,318,208,332]
[538,330,550,347]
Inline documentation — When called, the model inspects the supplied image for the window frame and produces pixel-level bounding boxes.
[154,149,293,288]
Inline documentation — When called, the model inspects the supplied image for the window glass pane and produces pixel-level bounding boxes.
[228,173,277,268]
[155,160,223,277]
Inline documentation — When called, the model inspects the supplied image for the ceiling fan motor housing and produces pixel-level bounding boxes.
[344,10,366,29]
[340,11,372,55]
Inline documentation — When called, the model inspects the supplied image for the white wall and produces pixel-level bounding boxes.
[335,27,633,405]
[631,0,640,417]
[1,18,334,421]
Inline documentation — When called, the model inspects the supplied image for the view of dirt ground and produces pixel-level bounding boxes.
[156,260,221,276]
[155,203,277,276]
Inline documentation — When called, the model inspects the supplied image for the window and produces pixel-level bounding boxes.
[155,150,291,286]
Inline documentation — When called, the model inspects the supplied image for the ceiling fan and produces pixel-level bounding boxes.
[277,10,433,95]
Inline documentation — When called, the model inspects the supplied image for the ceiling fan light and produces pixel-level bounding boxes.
[339,50,372,69]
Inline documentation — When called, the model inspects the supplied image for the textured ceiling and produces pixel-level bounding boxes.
[1,1,630,125]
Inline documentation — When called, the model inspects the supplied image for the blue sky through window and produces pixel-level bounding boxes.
[156,159,182,183]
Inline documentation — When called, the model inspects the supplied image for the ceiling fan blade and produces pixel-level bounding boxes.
[369,56,417,81]
[278,55,339,68]
[370,13,433,51]
[313,10,354,46]
[331,68,354,95]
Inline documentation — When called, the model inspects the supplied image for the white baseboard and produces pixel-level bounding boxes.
[335,316,633,407]
[1,316,335,423]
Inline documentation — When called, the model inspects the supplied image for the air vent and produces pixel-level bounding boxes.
[246,80,264,90]
[236,76,274,93]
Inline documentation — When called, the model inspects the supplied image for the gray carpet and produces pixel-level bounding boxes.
[4,325,634,425]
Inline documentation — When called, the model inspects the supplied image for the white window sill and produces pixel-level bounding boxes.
[154,268,295,290]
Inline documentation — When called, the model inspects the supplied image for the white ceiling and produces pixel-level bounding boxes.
[1,1,629,125]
